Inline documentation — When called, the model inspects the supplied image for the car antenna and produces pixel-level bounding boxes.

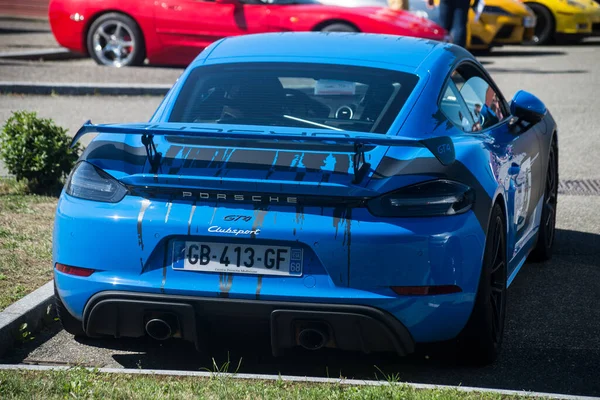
[141,133,162,174]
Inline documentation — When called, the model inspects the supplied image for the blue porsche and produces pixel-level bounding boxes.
[53,32,558,365]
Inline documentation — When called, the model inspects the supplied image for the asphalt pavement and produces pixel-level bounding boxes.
[0,23,599,397]
[0,18,59,53]
[0,58,183,85]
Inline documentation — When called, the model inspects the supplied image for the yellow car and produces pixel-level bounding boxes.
[570,0,600,35]
[468,0,537,50]
[411,0,536,51]
[522,0,600,44]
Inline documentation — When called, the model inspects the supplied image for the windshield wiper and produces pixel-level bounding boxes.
[283,115,342,131]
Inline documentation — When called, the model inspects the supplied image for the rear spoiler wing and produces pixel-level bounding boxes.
[73,121,455,183]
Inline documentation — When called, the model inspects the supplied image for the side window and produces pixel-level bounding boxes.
[439,81,477,133]
[453,67,509,131]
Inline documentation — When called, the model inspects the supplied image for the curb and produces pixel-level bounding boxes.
[0,364,595,399]
[0,48,85,61]
[0,281,55,358]
[0,82,171,96]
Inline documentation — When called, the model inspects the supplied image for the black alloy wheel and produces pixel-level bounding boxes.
[530,144,558,261]
[457,204,507,365]
[87,12,146,67]
[489,215,508,348]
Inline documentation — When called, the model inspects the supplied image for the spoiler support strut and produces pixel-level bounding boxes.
[141,133,162,174]
[353,143,371,184]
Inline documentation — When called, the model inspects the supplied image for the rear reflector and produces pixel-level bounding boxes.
[55,263,95,277]
[391,285,462,296]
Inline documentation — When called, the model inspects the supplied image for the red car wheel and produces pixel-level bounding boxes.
[86,12,146,67]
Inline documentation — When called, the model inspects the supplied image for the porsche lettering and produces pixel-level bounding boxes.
[181,192,297,204]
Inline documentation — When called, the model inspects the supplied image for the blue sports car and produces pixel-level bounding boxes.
[54,32,558,365]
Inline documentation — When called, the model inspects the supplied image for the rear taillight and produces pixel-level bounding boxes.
[391,285,462,296]
[55,263,95,277]
[65,161,128,203]
[367,179,474,218]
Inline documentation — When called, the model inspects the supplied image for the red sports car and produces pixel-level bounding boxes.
[49,0,447,67]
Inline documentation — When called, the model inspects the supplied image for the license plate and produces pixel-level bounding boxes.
[524,16,536,28]
[172,241,303,276]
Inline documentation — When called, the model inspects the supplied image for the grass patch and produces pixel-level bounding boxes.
[0,178,57,310]
[0,368,532,400]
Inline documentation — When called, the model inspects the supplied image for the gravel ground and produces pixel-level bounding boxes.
[0,22,599,397]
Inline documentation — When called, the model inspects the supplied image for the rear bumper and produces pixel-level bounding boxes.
[54,191,486,343]
[81,291,416,356]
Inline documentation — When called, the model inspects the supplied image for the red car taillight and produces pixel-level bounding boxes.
[55,263,95,277]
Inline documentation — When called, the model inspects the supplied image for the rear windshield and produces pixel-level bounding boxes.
[168,63,418,134]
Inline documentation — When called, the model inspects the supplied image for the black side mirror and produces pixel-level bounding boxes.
[510,90,546,124]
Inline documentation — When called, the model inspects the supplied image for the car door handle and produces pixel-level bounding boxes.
[508,163,520,176]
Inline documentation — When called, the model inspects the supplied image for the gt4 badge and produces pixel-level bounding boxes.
[224,215,252,222]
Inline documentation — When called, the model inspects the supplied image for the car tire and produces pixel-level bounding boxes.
[456,203,507,365]
[526,3,555,45]
[319,23,359,33]
[529,143,558,262]
[54,284,86,337]
[86,13,145,67]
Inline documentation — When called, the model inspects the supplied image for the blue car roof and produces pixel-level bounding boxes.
[194,32,450,72]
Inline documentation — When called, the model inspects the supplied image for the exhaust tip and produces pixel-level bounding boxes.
[145,318,172,341]
[298,328,328,351]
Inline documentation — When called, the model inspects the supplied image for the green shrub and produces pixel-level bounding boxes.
[0,111,80,194]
